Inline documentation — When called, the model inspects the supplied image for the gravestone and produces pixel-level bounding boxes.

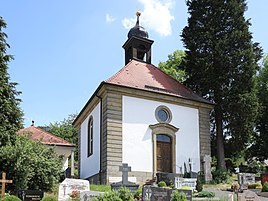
[203,155,212,182]
[17,190,44,201]
[174,177,197,190]
[142,185,192,201]
[111,163,139,193]
[238,173,255,190]
[58,178,90,201]
[80,191,104,201]
[0,172,12,199]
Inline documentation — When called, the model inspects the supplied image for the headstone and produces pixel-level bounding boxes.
[174,177,197,190]
[142,185,172,201]
[142,185,192,201]
[203,155,212,182]
[0,172,13,199]
[238,173,255,190]
[111,163,139,193]
[156,172,181,186]
[17,190,44,201]
[58,178,90,201]
[80,191,104,201]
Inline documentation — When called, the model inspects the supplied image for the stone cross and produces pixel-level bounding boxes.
[203,155,212,182]
[119,163,131,184]
[0,172,13,199]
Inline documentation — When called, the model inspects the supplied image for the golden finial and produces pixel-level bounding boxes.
[136,11,141,17]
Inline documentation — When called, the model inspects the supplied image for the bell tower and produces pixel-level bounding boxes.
[123,12,154,65]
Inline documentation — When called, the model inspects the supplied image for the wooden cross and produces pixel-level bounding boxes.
[0,172,13,199]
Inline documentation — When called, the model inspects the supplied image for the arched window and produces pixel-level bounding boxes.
[88,116,93,157]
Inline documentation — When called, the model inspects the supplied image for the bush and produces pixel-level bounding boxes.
[212,169,231,184]
[134,188,142,200]
[2,196,21,201]
[196,172,204,192]
[158,181,167,188]
[41,195,57,201]
[118,187,134,201]
[93,190,122,201]
[196,191,215,198]
[262,182,268,192]
[171,191,187,201]
[248,183,262,189]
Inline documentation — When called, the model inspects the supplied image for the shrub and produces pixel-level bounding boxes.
[196,191,215,198]
[2,196,21,201]
[248,183,262,189]
[134,188,142,200]
[118,187,134,201]
[262,182,268,192]
[212,169,231,184]
[93,190,122,201]
[158,181,167,188]
[196,172,204,192]
[171,191,187,201]
[41,195,57,201]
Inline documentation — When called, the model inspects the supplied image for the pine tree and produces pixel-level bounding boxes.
[0,17,23,146]
[181,0,262,169]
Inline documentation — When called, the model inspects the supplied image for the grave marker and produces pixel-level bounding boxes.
[0,172,12,199]
[238,173,255,190]
[17,190,44,201]
[119,163,131,185]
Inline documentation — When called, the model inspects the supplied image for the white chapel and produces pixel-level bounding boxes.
[73,12,213,184]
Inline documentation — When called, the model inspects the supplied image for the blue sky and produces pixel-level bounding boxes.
[1,0,267,127]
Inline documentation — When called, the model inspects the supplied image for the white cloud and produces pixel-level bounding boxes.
[122,0,175,37]
[106,14,116,23]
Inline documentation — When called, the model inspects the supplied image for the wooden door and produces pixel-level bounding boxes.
[157,135,172,173]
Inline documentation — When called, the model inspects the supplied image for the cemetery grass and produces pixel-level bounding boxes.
[90,184,111,192]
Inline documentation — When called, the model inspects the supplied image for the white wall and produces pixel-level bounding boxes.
[80,102,101,179]
[122,96,200,173]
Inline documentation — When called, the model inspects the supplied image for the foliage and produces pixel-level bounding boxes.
[133,188,142,200]
[158,181,167,188]
[1,196,21,201]
[262,182,268,192]
[93,190,122,201]
[0,17,23,147]
[196,172,204,192]
[158,50,187,82]
[171,191,187,201]
[181,0,262,169]
[90,184,111,192]
[195,191,215,198]
[118,187,134,201]
[248,55,268,160]
[248,183,262,189]
[0,134,62,191]
[211,169,231,184]
[41,196,57,201]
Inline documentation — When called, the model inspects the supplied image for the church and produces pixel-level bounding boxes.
[73,12,213,184]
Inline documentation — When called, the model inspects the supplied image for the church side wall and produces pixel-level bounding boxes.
[80,102,101,179]
[122,96,200,174]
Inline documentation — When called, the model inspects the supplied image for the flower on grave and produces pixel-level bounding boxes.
[69,190,80,200]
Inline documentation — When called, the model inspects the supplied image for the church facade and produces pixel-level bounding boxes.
[73,13,213,184]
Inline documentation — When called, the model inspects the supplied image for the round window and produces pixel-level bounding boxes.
[155,106,172,123]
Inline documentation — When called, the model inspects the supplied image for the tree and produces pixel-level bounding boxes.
[0,17,23,146]
[181,0,262,169]
[158,50,187,82]
[0,134,62,191]
[248,55,268,160]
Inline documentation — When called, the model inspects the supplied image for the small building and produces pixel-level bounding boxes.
[73,12,214,184]
[18,125,75,176]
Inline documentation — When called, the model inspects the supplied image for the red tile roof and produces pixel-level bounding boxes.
[105,60,211,104]
[18,126,75,147]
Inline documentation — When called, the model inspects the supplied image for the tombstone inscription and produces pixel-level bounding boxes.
[17,190,44,201]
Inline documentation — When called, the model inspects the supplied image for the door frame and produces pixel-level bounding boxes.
[149,123,179,177]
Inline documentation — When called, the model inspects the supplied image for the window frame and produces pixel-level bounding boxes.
[87,116,93,157]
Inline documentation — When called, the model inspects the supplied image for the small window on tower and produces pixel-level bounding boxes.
[88,116,93,157]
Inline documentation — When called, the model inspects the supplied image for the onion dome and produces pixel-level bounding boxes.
[127,11,149,39]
